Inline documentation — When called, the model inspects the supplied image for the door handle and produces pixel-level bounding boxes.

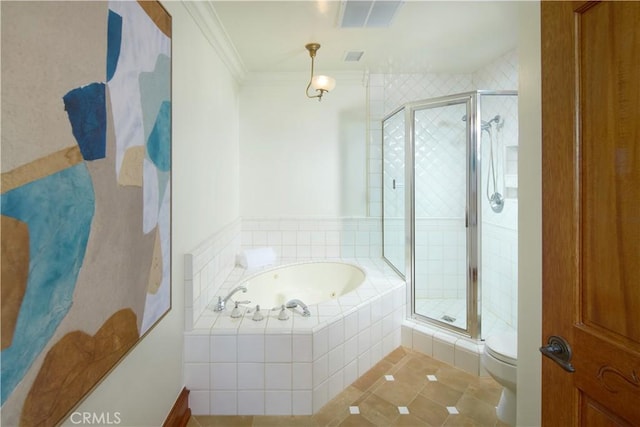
[393,179,396,190]
[539,335,575,373]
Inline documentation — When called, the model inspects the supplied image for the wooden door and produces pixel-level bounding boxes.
[541,1,640,425]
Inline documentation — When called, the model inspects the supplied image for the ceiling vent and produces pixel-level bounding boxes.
[344,51,365,62]
[339,0,403,28]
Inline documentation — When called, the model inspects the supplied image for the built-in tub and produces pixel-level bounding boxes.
[239,262,366,310]
[184,258,406,416]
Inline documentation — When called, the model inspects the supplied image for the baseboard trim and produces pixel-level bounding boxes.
[163,387,191,427]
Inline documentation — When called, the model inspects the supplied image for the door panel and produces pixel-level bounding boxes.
[412,101,468,332]
[382,108,406,275]
[542,1,640,425]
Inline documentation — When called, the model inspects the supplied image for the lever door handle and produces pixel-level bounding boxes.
[539,335,575,373]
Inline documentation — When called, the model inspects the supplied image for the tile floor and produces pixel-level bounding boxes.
[188,347,509,427]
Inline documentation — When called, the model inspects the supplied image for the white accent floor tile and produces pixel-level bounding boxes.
[447,406,459,414]
[385,375,395,381]
[427,374,438,381]
[398,406,410,414]
[349,406,360,414]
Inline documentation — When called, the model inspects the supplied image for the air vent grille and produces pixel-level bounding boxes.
[339,0,403,28]
[344,51,365,62]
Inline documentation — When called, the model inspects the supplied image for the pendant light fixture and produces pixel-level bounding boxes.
[305,43,336,101]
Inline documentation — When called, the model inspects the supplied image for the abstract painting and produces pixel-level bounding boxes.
[1,1,171,425]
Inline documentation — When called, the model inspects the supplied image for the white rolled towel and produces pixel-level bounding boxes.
[237,247,277,269]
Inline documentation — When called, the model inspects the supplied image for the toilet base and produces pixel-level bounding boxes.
[496,387,516,426]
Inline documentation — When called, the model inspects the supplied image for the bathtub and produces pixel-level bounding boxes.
[184,258,406,416]
[238,262,366,311]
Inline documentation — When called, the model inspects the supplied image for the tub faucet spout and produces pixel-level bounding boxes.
[213,285,247,312]
[285,299,311,317]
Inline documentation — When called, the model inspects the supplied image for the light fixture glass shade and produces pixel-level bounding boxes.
[311,75,336,92]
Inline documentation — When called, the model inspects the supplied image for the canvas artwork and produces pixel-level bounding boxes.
[0,1,171,425]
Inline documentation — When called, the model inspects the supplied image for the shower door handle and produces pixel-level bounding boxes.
[392,179,403,190]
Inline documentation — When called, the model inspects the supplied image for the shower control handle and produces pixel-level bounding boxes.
[393,179,395,190]
[539,335,575,373]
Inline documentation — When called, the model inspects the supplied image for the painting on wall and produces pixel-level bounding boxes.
[0,1,171,425]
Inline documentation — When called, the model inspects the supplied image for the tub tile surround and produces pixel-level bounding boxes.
[185,257,406,416]
[184,217,404,416]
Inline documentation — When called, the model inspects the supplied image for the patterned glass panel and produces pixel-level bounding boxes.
[382,108,405,274]
[413,102,468,330]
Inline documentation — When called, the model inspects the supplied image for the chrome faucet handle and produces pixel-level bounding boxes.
[277,304,290,321]
[230,300,251,319]
[252,305,264,321]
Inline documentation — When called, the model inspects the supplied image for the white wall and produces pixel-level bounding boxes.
[62,3,241,425]
[517,1,542,426]
[239,72,367,218]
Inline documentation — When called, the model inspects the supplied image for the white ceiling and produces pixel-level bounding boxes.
[209,1,520,75]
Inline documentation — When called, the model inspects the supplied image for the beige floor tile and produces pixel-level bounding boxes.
[406,394,450,426]
[435,366,480,393]
[337,414,377,426]
[384,346,409,364]
[358,392,401,426]
[391,412,439,426]
[419,380,464,407]
[193,415,254,426]
[251,415,318,427]
[352,360,394,392]
[372,379,420,407]
[443,413,492,426]
[455,394,499,427]
[311,388,359,427]
[464,378,502,407]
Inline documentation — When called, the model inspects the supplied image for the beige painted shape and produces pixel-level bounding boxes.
[20,308,139,427]
[1,215,30,350]
[118,145,145,187]
[137,0,172,38]
[147,228,163,294]
[1,146,83,193]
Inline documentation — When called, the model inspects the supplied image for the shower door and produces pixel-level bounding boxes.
[409,95,477,336]
[382,107,406,276]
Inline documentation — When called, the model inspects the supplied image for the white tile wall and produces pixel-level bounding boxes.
[184,218,242,331]
[241,217,383,263]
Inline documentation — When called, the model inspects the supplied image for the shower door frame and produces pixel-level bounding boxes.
[389,90,517,340]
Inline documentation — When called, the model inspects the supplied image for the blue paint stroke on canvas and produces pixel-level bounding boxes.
[139,54,170,143]
[0,164,95,404]
[63,83,107,161]
[146,101,171,172]
[107,10,122,82]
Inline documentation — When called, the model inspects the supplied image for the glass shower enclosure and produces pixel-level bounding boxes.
[382,90,518,340]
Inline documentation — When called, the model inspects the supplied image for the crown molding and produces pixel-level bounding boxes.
[182,1,247,83]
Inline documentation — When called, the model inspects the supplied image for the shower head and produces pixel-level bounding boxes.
[461,114,501,132]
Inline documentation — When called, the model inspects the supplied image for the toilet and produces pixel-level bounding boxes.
[481,332,517,426]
